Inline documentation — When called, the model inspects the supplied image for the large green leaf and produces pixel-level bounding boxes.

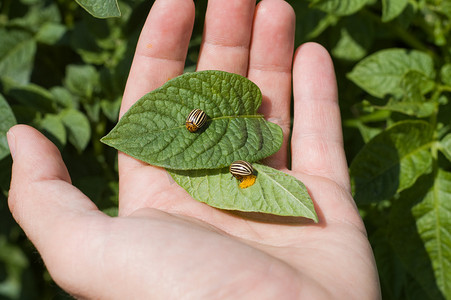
[102,71,283,170]
[381,0,409,22]
[0,94,17,160]
[412,170,451,298]
[388,173,448,300]
[440,134,451,162]
[75,0,121,18]
[350,121,434,204]
[169,163,317,220]
[347,49,435,98]
[0,29,37,85]
[310,0,369,16]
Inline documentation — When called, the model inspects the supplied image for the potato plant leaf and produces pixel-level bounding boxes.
[440,134,451,162]
[381,0,409,22]
[310,0,369,16]
[75,0,121,18]
[378,71,437,117]
[169,163,317,220]
[350,120,434,204]
[388,173,450,300]
[347,48,435,98]
[0,94,17,160]
[0,29,37,85]
[102,71,283,170]
[412,169,451,298]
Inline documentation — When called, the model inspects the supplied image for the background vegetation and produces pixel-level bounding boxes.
[0,0,450,298]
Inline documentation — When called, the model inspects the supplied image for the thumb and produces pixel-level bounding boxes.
[7,125,99,234]
[7,125,104,292]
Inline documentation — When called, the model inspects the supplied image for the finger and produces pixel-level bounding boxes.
[291,43,350,191]
[120,0,195,116]
[247,0,295,169]
[7,125,106,291]
[118,0,195,174]
[196,0,255,75]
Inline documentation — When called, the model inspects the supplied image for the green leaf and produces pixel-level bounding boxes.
[412,169,451,298]
[8,83,56,113]
[350,121,434,204]
[440,134,451,162]
[169,163,317,220]
[75,0,121,18]
[101,96,121,122]
[331,15,374,61]
[39,114,66,147]
[0,29,37,85]
[378,71,437,117]
[381,0,409,22]
[0,94,17,160]
[60,109,91,152]
[35,23,67,45]
[310,0,369,16]
[64,64,100,99]
[440,64,451,86]
[388,173,448,300]
[291,1,334,43]
[102,70,283,170]
[50,87,78,109]
[347,49,435,98]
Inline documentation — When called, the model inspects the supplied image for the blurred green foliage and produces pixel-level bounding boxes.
[0,0,450,298]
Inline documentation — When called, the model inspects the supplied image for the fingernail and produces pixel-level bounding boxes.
[6,130,16,159]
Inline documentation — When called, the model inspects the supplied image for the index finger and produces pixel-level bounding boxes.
[118,0,195,173]
[120,0,195,117]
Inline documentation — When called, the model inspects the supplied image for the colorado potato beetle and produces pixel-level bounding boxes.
[229,160,254,182]
[185,109,207,133]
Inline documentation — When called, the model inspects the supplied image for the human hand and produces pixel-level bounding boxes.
[7,0,381,298]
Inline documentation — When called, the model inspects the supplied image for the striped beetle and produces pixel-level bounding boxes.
[185,109,207,133]
[229,160,254,182]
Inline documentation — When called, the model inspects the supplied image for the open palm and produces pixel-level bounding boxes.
[8,0,381,298]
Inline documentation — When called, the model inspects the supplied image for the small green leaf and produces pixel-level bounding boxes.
[75,0,121,18]
[331,15,374,61]
[101,96,121,122]
[0,94,17,160]
[102,70,283,170]
[381,0,409,22]
[0,29,37,85]
[440,134,451,162]
[64,65,100,99]
[35,23,67,45]
[310,0,369,16]
[60,109,91,152]
[39,114,67,147]
[50,87,78,109]
[169,163,317,220]
[347,49,435,98]
[350,121,434,204]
